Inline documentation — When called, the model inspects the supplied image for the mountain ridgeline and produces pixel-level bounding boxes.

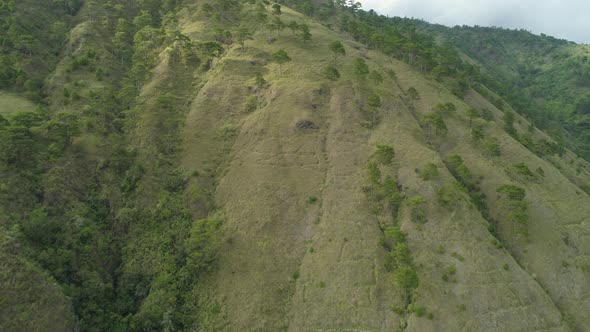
[1,0,589,331]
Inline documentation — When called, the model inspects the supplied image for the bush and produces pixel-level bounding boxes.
[367,162,382,185]
[407,87,420,100]
[481,108,494,121]
[323,65,340,81]
[497,185,526,201]
[407,196,427,224]
[437,184,465,206]
[508,162,535,180]
[471,124,485,142]
[419,163,439,180]
[186,217,222,274]
[484,137,501,156]
[374,144,395,165]
[367,94,382,108]
[243,95,258,113]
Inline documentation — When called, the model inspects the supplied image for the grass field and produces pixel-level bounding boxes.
[0,92,37,116]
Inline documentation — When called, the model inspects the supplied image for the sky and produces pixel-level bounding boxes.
[358,0,590,44]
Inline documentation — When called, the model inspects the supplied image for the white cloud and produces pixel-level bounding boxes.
[358,0,590,43]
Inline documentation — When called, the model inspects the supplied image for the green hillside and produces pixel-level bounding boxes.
[419,23,590,159]
[1,0,590,331]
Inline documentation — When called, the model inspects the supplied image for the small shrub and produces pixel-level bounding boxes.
[323,65,340,81]
[510,162,534,178]
[367,94,382,108]
[451,252,465,262]
[307,196,318,204]
[497,185,526,201]
[319,281,326,288]
[413,306,426,317]
[481,108,494,121]
[419,163,439,180]
[484,137,501,156]
[407,196,427,224]
[437,184,465,207]
[374,144,395,165]
[503,263,509,271]
[471,124,485,142]
[407,87,420,100]
[446,265,456,275]
[292,271,300,280]
[367,162,382,185]
[243,95,258,113]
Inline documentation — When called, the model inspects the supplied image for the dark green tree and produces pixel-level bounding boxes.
[288,21,299,35]
[329,40,346,64]
[272,49,291,76]
[324,65,340,81]
[299,24,311,44]
[272,4,281,15]
[354,57,369,79]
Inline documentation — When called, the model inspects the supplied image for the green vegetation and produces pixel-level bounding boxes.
[329,40,346,64]
[323,65,340,81]
[382,226,419,306]
[418,162,439,180]
[507,162,536,181]
[2,0,590,330]
[484,137,502,156]
[437,183,465,207]
[354,57,369,79]
[373,144,395,165]
[444,155,490,219]
[272,49,291,76]
[407,196,427,224]
[421,112,447,140]
[471,123,485,142]
[430,24,590,158]
[497,185,529,237]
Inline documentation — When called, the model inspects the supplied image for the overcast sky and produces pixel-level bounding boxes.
[358,0,590,44]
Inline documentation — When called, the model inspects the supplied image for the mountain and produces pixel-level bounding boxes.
[1,1,589,331]
[419,22,590,160]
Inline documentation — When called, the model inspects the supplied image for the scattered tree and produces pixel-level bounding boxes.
[272,49,291,76]
[422,112,447,139]
[329,40,346,64]
[471,123,485,142]
[465,107,479,127]
[272,3,281,15]
[288,20,299,35]
[369,70,383,84]
[236,26,252,53]
[299,23,311,44]
[354,57,369,79]
[324,65,340,81]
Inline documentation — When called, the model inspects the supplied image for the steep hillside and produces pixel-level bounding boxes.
[1,1,590,331]
[421,24,590,160]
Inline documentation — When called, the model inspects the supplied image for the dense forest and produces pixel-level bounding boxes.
[1,0,590,331]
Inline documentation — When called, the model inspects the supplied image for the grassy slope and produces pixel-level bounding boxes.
[0,232,75,332]
[3,1,590,330]
[175,3,589,331]
[0,92,36,115]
